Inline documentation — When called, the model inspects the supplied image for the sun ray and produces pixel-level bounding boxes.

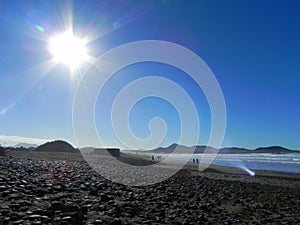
[12,1,96,79]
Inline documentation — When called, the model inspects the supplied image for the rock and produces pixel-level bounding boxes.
[89,189,98,196]
[32,208,45,215]
[63,202,80,212]
[100,193,113,203]
[20,180,28,184]
[15,212,26,218]
[28,214,42,221]
[43,218,52,224]
[61,216,72,221]
[12,220,24,224]
[0,185,8,191]
[94,219,103,224]
[50,201,64,211]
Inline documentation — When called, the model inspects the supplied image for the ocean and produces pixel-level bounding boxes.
[130,152,300,174]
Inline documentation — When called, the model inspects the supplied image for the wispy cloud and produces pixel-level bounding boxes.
[0,103,16,115]
[0,135,51,146]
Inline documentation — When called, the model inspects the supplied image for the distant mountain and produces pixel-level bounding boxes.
[219,146,299,154]
[253,146,296,154]
[149,144,218,154]
[35,140,78,152]
[14,143,38,148]
[219,147,251,154]
[149,144,299,154]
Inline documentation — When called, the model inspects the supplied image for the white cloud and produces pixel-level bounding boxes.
[0,135,51,146]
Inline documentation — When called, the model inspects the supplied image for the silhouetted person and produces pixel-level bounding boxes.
[196,158,199,164]
[152,155,154,160]
[193,158,195,164]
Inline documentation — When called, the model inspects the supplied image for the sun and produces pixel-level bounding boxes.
[48,32,88,70]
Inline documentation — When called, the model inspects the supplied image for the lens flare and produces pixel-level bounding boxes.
[35,25,45,33]
[240,166,256,176]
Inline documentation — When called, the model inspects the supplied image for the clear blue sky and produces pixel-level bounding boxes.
[0,0,299,150]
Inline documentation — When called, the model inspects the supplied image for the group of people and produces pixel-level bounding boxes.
[192,158,199,164]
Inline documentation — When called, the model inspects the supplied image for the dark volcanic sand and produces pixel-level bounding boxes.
[0,153,300,225]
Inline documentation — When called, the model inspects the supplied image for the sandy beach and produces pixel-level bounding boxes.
[0,151,299,224]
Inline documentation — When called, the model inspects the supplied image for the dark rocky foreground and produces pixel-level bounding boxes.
[0,156,300,225]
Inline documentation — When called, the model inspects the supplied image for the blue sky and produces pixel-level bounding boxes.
[0,0,299,150]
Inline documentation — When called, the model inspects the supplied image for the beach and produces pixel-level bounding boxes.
[0,152,300,224]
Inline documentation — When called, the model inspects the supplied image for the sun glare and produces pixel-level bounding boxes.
[48,32,87,70]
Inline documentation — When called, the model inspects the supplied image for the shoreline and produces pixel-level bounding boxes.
[120,151,300,179]
[1,152,300,224]
[5,150,300,179]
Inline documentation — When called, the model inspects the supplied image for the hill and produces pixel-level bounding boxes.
[253,146,295,154]
[35,140,78,152]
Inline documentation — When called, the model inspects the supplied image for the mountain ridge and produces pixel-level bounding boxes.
[147,144,299,154]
